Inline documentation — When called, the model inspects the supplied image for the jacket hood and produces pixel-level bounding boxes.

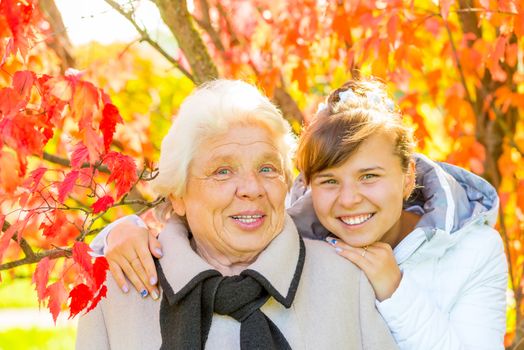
[407,154,498,234]
[286,153,499,243]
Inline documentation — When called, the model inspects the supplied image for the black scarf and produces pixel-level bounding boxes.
[155,237,305,350]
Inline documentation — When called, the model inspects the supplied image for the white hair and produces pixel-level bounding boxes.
[151,79,297,198]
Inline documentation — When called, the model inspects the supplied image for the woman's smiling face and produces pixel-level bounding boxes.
[310,133,415,247]
[171,125,288,264]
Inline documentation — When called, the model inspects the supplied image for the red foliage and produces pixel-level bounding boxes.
[33,257,51,301]
[68,283,92,319]
[92,195,115,214]
[103,151,138,199]
[100,104,123,153]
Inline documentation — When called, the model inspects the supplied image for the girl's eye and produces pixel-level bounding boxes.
[361,174,378,181]
[321,179,337,185]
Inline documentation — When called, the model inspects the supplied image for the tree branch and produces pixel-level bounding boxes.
[43,151,110,173]
[104,0,195,82]
[0,248,71,271]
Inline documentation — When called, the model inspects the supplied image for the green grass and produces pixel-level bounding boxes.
[0,327,76,350]
[0,278,39,309]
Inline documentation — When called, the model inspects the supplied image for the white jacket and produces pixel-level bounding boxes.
[287,154,508,350]
[91,154,508,350]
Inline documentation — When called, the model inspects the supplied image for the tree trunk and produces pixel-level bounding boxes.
[153,0,218,85]
[38,0,76,72]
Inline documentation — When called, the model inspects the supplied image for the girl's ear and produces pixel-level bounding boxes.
[169,194,186,217]
[403,159,416,200]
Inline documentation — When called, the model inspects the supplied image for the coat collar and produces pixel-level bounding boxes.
[157,214,304,307]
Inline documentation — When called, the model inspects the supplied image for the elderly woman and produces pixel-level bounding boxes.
[76,80,397,350]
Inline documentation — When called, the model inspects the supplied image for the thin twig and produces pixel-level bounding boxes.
[443,20,476,112]
[104,0,194,82]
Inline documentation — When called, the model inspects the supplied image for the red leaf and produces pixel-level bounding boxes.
[39,209,68,238]
[32,257,51,302]
[0,87,26,118]
[86,285,107,313]
[92,195,114,214]
[70,143,89,168]
[73,241,93,275]
[46,281,67,323]
[68,283,93,319]
[93,257,109,289]
[24,167,46,191]
[103,151,138,198]
[0,214,4,233]
[0,221,19,262]
[100,103,123,153]
[12,70,35,100]
[57,170,79,202]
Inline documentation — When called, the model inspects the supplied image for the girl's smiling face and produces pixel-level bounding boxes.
[310,133,415,248]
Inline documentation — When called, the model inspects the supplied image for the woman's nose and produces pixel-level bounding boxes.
[236,172,264,199]
[338,183,363,207]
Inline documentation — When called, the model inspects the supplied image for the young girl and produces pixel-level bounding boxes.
[91,78,507,349]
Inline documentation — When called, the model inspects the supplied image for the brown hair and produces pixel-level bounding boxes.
[296,78,415,184]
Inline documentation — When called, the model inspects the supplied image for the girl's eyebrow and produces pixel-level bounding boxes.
[313,173,334,179]
[358,166,385,173]
[313,166,386,179]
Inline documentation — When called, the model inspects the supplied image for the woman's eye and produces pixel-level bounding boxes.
[260,166,275,173]
[214,168,232,176]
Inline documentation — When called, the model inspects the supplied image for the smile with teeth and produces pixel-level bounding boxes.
[231,214,264,224]
[339,213,374,226]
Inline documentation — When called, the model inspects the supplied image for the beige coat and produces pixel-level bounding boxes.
[76,215,398,350]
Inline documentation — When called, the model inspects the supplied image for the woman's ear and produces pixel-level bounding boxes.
[403,159,416,200]
[169,194,186,217]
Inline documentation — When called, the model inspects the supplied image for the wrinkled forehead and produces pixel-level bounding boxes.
[191,126,284,169]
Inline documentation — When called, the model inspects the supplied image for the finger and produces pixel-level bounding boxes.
[129,254,158,298]
[108,260,129,294]
[334,246,370,271]
[148,234,163,258]
[116,256,148,298]
[326,237,371,253]
[137,244,158,287]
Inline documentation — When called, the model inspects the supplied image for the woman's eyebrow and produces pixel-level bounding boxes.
[257,152,282,163]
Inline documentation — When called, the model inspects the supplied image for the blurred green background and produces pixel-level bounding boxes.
[0,277,76,350]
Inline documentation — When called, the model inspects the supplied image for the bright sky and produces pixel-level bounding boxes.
[54,0,168,46]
